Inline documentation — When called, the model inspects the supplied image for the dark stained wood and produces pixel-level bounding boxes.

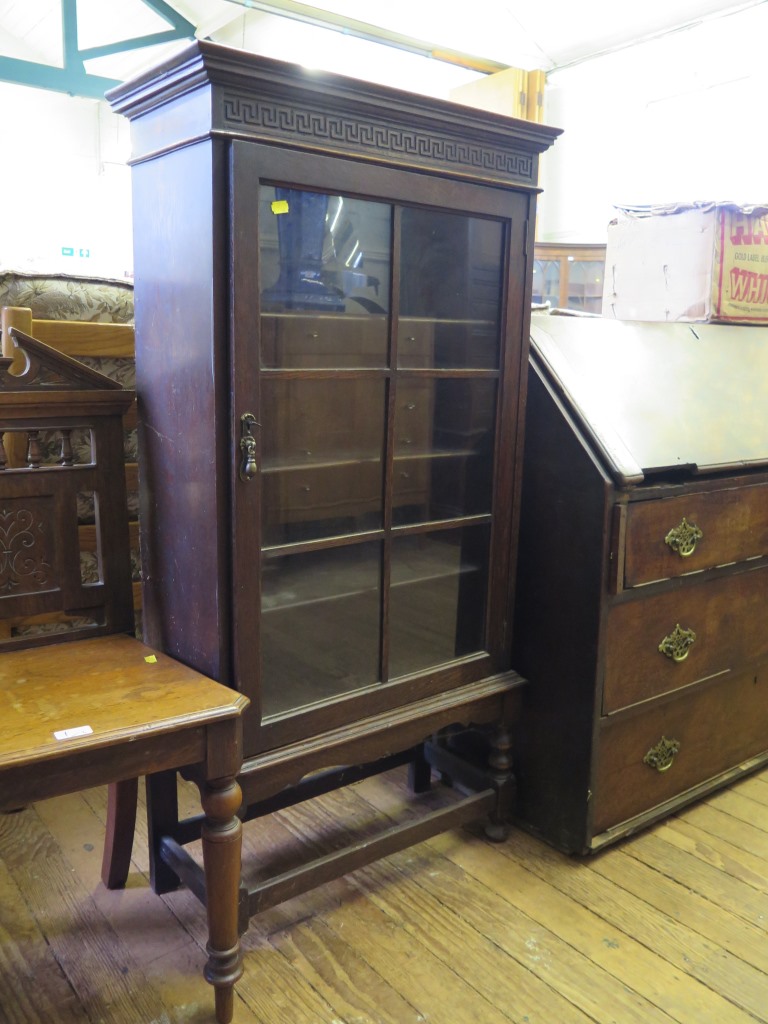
[129,138,233,685]
[594,667,768,832]
[0,328,133,645]
[513,318,768,853]
[0,637,249,1023]
[2,304,141,636]
[513,362,613,852]
[107,40,559,189]
[624,481,768,587]
[100,776,138,889]
[603,564,768,711]
[235,671,525,805]
[0,330,249,1020]
[108,39,559,926]
[246,790,495,915]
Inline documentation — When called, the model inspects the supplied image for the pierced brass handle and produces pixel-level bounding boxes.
[644,736,680,773]
[659,623,697,662]
[665,517,703,557]
[238,412,259,481]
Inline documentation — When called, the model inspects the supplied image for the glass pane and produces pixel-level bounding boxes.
[531,258,560,305]
[261,378,386,545]
[392,378,497,526]
[260,186,391,367]
[389,525,490,678]
[566,259,605,313]
[398,210,503,369]
[261,542,382,717]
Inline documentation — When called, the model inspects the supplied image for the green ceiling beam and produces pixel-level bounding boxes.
[0,0,196,99]
[0,53,119,99]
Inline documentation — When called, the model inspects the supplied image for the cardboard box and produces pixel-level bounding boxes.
[602,202,768,324]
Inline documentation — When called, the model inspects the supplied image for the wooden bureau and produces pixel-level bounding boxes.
[513,313,768,853]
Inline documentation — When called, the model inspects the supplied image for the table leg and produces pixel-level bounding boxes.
[101,778,138,889]
[199,775,244,1024]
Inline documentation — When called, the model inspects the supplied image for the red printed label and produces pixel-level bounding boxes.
[715,209,768,321]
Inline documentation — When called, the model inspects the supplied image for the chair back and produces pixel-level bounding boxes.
[0,328,134,648]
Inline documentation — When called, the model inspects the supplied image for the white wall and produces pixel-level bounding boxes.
[1,82,132,278]
[536,4,768,243]
[213,10,482,97]
[0,11,482,278]
[7,3,768,269]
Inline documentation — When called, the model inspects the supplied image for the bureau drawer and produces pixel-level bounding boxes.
[592,667,768,834]
[623,481,768,587]
[603,564,768,712]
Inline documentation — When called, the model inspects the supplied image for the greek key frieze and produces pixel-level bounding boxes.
[222,94,534,182]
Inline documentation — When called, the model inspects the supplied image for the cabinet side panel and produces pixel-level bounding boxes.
[492,194,536,660]
[132,140,230,681]
[513,364,610,852]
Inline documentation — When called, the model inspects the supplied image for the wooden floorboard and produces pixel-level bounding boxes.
[2,766,768,1023]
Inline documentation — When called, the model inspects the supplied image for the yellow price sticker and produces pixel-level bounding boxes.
[144,655,158,664]
[271,199,290,215]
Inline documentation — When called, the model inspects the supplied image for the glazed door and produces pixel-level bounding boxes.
[230,141,531,752]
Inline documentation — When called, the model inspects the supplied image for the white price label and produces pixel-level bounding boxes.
[54,725,94,741]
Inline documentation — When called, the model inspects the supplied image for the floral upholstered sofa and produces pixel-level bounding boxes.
[0,269,134,325]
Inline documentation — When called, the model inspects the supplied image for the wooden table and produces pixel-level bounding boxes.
[0,633,249,1023]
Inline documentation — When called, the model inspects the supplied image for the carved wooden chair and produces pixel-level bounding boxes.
[0,326,248,1023]
[1,304,145,885]
[1,305,140,634]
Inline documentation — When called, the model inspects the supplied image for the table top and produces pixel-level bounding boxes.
[0,633,248,769]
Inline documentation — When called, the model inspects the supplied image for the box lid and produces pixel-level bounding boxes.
[612,200,768,218]
[530,312,768,485]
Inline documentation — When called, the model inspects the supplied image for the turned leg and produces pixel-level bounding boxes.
[485,722,515,842]
[101,778,139,889]
[199,776,244,1024]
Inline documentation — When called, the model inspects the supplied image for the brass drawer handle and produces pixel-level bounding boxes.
[665,517,703,557]
[644,736,680,772]
[658,623,697,662]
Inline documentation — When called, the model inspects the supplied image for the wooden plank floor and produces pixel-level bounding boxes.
[2,765,768,1023]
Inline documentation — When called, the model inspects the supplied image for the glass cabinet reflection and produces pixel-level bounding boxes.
[258,187,504,718]
[532,243,606,313]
